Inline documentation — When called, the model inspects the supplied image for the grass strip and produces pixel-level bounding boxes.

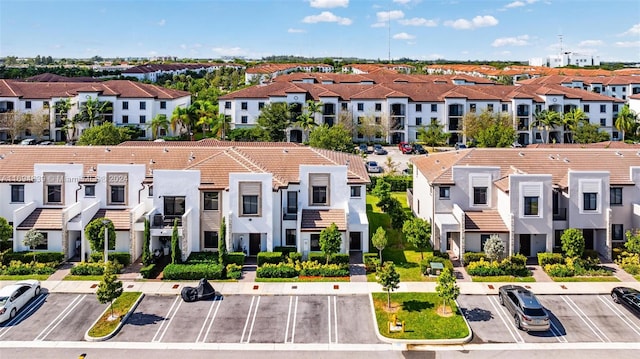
[87,292,142,338]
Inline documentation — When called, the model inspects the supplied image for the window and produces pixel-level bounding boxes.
[610,187,622,205]
[350,186,361,198]
[47,185,62,204]
[122,115,129,124]
[203,231,218,250]
[554,230,564,248]
[139,115,146,124]
[225,101,231,109]
[241,116,248,124]
[613,104,619,112]
[473,187,487,205]
[487,104,494,112]
[612,224,624,241]
[431,104,437,112]
[286,229,296,246]
[524,196,539,216]
[160,101,166,109]
[341,103,348,111]
[164,196,186,217]
[108,173,127,205]
[241,102,248,110]
[416,117,422,126]
[287,191,297,213]
[43,101,49,109]
[416,104,422,112]
[204,192,219,210]
[33,232,48,250]
[357,103,364,111]
[122,102,129,110]
[140,102,146,110]
[480,234,492,251]
[240,182,261,216]
[312,186,327,205]
[502,104,509,112]
[85,185,95,197]
[110,186,125,204]
[469,104,476,113]
[258,102,265,110]
[583,104,590,112]
[374,117,381,124]
[611,86,616,91]
[583,192,597,211]
[439,187,450,199]
[310,173,330,205]
[357,117,363,125]
[600,118,606,127]
[44,173,64,205]
[310,234,320,251]
[148,186,153,197]
[11,185,24,203]
[375,103,382,112]
[613,131,619,139]
[600,104,606,113]
[25,101,31,109]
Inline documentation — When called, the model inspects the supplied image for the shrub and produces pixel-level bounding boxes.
[582,249,600,261]
[329,253,350,265]
[162,263,223,280]
[466,259,504,276]
[256,262,297,278]
[70,262,106,275]
[140,264,158,279]
[431,250,450,260]
[499,255,530,277]
[463,252,486,266]
[295,261,350,277]
[226,252,245,266]
[257,252,284,266]
[1,260,57,275]
[2,251,64,265]
[364,253,379,273]
[89,252,131,266]
[273,247,297,256]
[225,263,243,280]
[368,175,413,192]
[288,252,302,262]
[545,263,575,277]
[537,252,564,266]
[186,252,218,264]
[612,247,625,262]
[308,252,325,263]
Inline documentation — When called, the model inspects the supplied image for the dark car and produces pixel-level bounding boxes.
[398,141,413,154]
[358,143,370,154]
[412,143,427,154]
[498,285,550,331]
[611,287,640,317]
[454,142,467,150]
[373,144,387,155]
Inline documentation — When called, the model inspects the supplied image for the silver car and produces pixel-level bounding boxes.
[498,285,550,331]
[0,280,41,323]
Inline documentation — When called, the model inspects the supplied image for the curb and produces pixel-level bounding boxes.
[84,292,145,342]
[368,293,472,347]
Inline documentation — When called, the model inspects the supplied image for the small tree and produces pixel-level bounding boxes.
[319,223,342,264]
[0,217,12,250]
[85,218,116,257]
[23,229,46,262]
[435,267,460,315]
[624,229,640,254]
[371,226,388,264]
[402,217,431,260]
[377,262,400,309]
[96,261,123,320]
[372,177,392,212]
[483,234,505,262]
[171,218,181,264]
[387,199,407,230]
[561,228,585,258]
[218,217,227,266]
[384,156,398,175]
[141,218,151,266]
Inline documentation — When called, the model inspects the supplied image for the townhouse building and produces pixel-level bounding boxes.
[244,63,334,85]
[519,75,640,102]
[411,148,640,261]
[122,63,246,83]
[218,73,624,146]
[0,79,191,142]
[0,141,369,262]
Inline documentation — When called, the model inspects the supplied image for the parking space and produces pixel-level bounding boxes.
[458,294,640,344]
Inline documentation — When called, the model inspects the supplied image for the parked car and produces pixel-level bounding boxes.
[498,285,550,331]
[454,142,467,150]
[611,287,640,317]
[365,161,382,173]
[0,279,41,323]
[373,144,387,155]
[398,141,413,154]
[37,141,53,146]
[358,143,370,154]
[19,138,36,145]
[412,143,427,154]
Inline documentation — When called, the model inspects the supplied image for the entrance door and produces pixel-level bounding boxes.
[583,229,594,250]
[249,233,261,255]
[349,232,361,251]
[519,234,531,256]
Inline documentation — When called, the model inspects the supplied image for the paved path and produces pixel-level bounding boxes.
[46,262,73,281]
[349,264,368,282]
[529,264,554,282]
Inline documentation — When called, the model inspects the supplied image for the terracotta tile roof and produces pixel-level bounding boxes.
[122,63,244,74]
[301,209,346,231]
[91,209,131,230]
[465,210,508,232]
[17,208,63,230]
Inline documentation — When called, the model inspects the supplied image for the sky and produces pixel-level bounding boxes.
[1,0,639,62]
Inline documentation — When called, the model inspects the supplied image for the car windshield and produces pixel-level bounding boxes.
[369,162,378,166]
[523,307,546,317]
[0,296,8,306]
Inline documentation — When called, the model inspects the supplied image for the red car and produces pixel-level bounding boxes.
[398,141,413,154]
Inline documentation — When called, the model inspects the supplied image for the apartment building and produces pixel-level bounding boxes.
[411,148,640,261]
[519,75,640,102]
[0,141,369,261]
[122,63,246,83]
[244,63,334,84]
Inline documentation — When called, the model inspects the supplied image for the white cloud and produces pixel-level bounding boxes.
[288,28,306,33]
[492,35,530,47]
[505,1,525,8]
[578,40,603,47]
[399,17,437,27]
[393,32,415,40]
[444,15,498,30]
[376,10,405,22]
[393,0,411,4]
[302,11,352,25]
[371,22,387,28]
[622,23,640,36]
[308,0,348,8]
[211,47,247,57]
[614,41,640,48]
[157,19,166,26]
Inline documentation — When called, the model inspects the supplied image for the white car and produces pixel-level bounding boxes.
[0,280,41,323]
[366,161,382,173]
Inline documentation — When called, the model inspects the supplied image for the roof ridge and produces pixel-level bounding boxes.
[309,147,362,180]
[228,147,288,187]
[126,80,154,98]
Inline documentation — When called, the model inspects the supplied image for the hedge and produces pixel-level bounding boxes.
[0,260,57,275]
[70,262,106,276]
[297,261,349,277]
[140,263,158,279]
[288,252,302,262]
[273,247,298,256]
[308,252,350,265]
[257,252,284,266]
[368,175,413,192]
[226,252,246,266]
[466,255,530,277]
[162,263,224,280]
[537,252,564,266]
[89,252,131,266]
[463,252,486,266]
[256,263,297,278]
[2,251,64,265]
[226,263,243,280]
[364,253,379,273]
[186,252,218,264]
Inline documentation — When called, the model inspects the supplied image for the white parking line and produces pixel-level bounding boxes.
[548,315,569,343]
[244,296,260,344]
[0,293,48,338]
[561,296,610,343]
[283,296,299,344]
[195,296,222,343]
[151,296,181,343]
[34,294,86,341]
[327,295,338,344]
[333,296,338,344]
[240,296,256,344]
[284,296,293,343]
[487,296,524,343]
[291,296,299,344]
[327,296,332,344]
[598,295,640,337]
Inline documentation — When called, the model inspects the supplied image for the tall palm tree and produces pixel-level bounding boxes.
[562,108,588,143]
[193,100,216,138]
[79,97,111,127]
[170,105,196,136]
[531,109,561,143]
[211,113,231,140]
[147,114,169,140]
[615,104,638,141]
[54,98,75,141]
[295,112,318,142]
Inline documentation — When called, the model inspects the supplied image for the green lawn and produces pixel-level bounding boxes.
[471,276,536,282]
[635,275,640,281]
[63,275,103,281]
[366,250,435,282]
[372,292,469,340]
[87,292,142,338]
[0,274,51,281]
[255,277,351,282]
[552,276,621,282]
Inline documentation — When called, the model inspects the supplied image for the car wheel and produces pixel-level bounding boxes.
[9,308,16,320]
[514,315,522,330]
[499,293,505,306]
[612,292,619,303]
[35,286,41,296]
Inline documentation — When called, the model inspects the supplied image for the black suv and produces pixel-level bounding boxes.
[412,143,427,154]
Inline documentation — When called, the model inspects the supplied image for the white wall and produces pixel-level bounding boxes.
[227,172,274,252]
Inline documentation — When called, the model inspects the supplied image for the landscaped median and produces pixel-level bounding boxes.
[85,291,143,341]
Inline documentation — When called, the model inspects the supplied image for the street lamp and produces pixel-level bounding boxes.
[102,219,109,263]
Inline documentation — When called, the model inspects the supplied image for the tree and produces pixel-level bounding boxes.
[531,110,562,143]
[464,110,516,147]
[171,218,181,264]
[624,229,640,254]
[256,102,291,142]
[561,228,585,258]
[96,261,123,320]
[372,177,392,212]
[84,218,116,255]
[170,105,196,136]
[218,217,227,266]
[77,122,131,145]
[308,124,355,153]
[147,114,169,140]
[194,100,216,137]
[55,98,75,141]
[0,217,12,249]
[562,108,588,143]
[211,113,232,140]
[22,229,45,262]
[319,223,342,264]
[78,97,112,127]
[295,100,322,142]
[402,217,431,260]
[142,218,151,266]
[418,119,449,150]
[387,199,407,230]
[371,226,388,264]
[384,156,398,175]
[573,122,610,144]
[615,105,638,141]
[377,262,400,310]
[0,111,25,143]
[435,267,460,315]
[356,115,382,143]
[483,234,505,262]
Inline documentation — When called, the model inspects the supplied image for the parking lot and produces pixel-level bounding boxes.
[362,145,424,174]
[458,294,640,344]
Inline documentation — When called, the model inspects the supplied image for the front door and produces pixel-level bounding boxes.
[249,233,261,255]
[349,232,361,251]
[519,234,531,256]
[583,229,594,250]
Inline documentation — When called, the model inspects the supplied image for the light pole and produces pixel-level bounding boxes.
[102,219,109,263]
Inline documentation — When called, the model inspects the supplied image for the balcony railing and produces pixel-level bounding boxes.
[553,208,566,221]
[152,214,183,227]
[448,122,462,131]
[390,118,405,131]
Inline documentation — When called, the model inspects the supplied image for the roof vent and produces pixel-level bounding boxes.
[149,159,155,164]
[636,151,640,157]
[548,155,554,160]
[518,152,524,157]
[616,151,623,157]
[105,147,110,152]
[0,154,4,160]
[563,158,570,163]
[163,147,168,153]
[283,149,288,153]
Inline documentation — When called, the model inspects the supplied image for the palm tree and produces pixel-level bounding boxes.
[615,104,638,141]
[194,100,216,138]
[562,108,588,143]
[170,105,196,136]
[531,109,561,143]
[54,98,75,141]
[147,114,169,140]
[211,113,231,140]
[79,97,111,127]
[295,112,318,142]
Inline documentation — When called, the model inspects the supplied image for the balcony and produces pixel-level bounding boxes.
[390,118,405,131]
[553,208,566,221]
[152,214,183,227]
[448,121,462,131]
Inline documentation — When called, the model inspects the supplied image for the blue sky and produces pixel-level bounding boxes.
[1,0,639,62]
